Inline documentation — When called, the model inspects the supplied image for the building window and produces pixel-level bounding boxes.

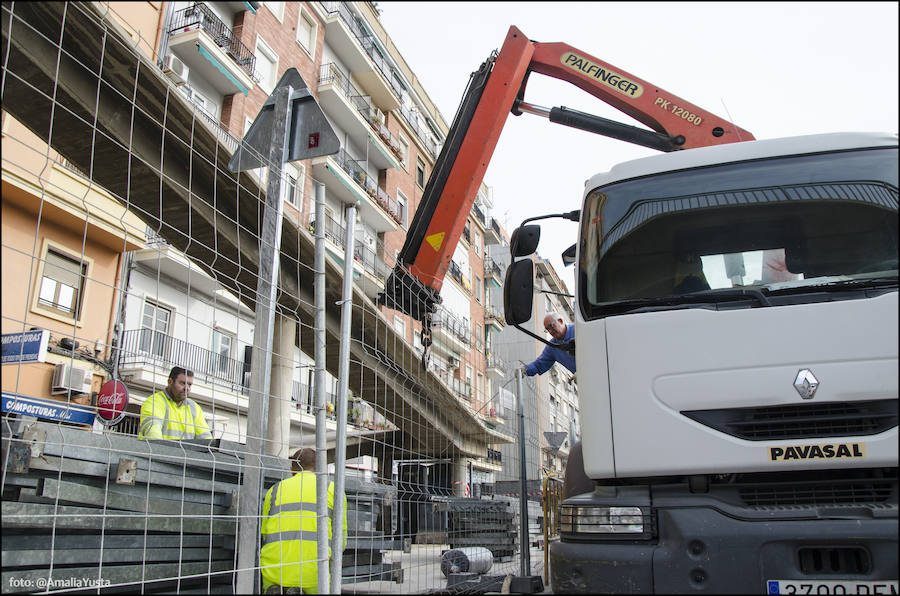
[416,158,426,188]
[212,328,234,376]
[255,36,279,93]
[284,162,304,207]
[472,229,482,257]
[140,300,171,359]
[396,190,408,228]
[398,133,410,170]
[36,248,88,318]
[296,6,317,56]
[265,1,284,22]
[393,316,406,340]
[474,277,482,303]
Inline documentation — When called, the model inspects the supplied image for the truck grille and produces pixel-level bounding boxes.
[738,474,896,507]
[798,547,871,575]
[681,399,897,441]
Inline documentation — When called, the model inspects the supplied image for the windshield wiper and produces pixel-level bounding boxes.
[612,287,772,313]
[767,276,899,294]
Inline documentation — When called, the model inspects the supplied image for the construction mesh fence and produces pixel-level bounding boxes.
[1,2,567,593]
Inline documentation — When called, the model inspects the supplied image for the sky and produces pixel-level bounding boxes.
[377,1,899,292]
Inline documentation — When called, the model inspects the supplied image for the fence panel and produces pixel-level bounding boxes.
[0,2,572,594]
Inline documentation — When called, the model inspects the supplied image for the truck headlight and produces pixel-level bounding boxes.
[559,505,648,535]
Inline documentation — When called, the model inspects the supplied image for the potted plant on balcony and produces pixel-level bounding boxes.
[325,402,335,419]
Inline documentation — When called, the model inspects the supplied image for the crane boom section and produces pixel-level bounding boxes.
[379,25,753,342]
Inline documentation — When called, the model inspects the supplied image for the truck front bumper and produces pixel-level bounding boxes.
[550,507,899,594]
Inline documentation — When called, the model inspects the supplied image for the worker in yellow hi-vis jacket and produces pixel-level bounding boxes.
[260,448,347,594]
[139,366,212,440]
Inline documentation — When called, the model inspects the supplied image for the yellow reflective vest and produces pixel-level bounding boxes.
[260,471,347,589]
[139,391,212,440]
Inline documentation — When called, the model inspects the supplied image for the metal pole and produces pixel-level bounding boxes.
[314,181,329,595]
[235,85,291,595]
[516,367,530,577]
[330,202,356,591]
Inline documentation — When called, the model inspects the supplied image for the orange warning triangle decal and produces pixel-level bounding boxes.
[425,232,445,251]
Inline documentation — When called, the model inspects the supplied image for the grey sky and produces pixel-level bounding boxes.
[378,2,899,291]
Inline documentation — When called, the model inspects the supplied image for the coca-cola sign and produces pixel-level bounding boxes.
[96,379,129,425]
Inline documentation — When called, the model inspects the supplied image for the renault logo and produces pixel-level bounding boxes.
[793,369,819,400]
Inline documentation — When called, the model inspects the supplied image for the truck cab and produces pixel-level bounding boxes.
[505,132,898,594]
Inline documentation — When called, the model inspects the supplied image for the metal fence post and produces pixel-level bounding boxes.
[516,367,530,577]
[235,84,292,594]
[330,203,356,592]
[314,180,329,595]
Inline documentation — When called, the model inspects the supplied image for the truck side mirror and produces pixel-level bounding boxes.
[562,244,576,267]
[510,225,540,258]
[503,259,534,325]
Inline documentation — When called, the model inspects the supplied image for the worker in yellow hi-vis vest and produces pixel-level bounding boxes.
[139,366,212,440]
[261,448,347,594]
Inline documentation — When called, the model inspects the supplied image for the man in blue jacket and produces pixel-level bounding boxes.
[522,313,576,376]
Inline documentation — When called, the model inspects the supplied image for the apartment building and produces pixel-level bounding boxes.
[2,2,510,482]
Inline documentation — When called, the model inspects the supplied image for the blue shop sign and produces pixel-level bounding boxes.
[2,329,50,364]
[1,393,96,426]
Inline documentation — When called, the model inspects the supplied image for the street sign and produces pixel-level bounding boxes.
[2,329,50,364]
[95,379,129,426]
[228,68,339,172]
[1,392,96,426]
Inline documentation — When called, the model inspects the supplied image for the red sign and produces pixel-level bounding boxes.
[96,379,129,425]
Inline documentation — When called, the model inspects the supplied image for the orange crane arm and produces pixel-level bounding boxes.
[379,26,753,351]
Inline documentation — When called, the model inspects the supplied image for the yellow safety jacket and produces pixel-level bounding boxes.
[138,391,212,440]
[260,471,347,589]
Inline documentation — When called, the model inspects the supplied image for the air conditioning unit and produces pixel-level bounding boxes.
[51,363,92,395]
[163,54,189,86]
[448,357,460,368]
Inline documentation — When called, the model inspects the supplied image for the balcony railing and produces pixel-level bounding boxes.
[486,353,505,371]
[308,212,391,280]
[118,328,246,392]
[317,2,404,100]
[433,307,470,346]
[331,149,403,223]
[446,260,471,293]
[484,257,503,279]
[397,103,439,160]
[169,4,257,82]
[319,62,372,114]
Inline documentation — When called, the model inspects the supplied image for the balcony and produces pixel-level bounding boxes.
[484,217,505,246]
[484,257,503,286]
[310,148,402,233]
[167,4,256,96]
[308,212,391,300]
[313,2,401,110]
[317,63,403,171]
[485,353,505,381]
[447,260,471,294]
[117,329,247,396]
[429,362,472,401]
[397,103,439,160]
[484,304,505,332]
[432,307,470,354]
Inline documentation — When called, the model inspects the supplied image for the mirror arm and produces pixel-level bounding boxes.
[513,324,555,348]
[520,209,580,227]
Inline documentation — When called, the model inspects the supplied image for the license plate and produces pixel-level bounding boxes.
[767,580,898,595]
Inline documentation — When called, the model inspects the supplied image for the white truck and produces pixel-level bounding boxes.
[503,131,898,594]
[375,23,898,593]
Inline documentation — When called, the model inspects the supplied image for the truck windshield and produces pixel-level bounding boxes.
[579,148,898,320]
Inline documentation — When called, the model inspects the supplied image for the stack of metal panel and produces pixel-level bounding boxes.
[1,419,403,592]
[1,419,256,594]
[433,497,518,560]
[341,475,404,584]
